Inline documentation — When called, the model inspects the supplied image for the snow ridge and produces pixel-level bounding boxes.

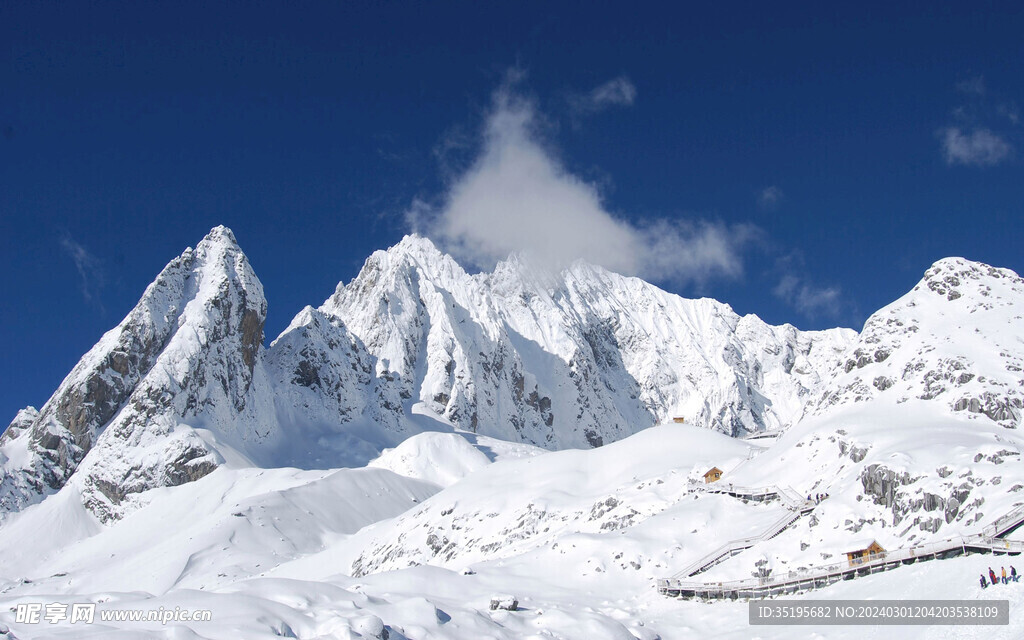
[3,228,855,521]
[309,234,855,451]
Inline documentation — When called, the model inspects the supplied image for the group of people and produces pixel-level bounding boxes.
[807,493,829,504]
[981,566,1018,588]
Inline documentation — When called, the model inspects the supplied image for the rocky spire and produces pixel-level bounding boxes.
[0,226,272,521]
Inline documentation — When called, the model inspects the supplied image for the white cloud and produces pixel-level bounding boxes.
[568,76,637,115]
[411,78,754,287]
[59,234,103,303]
[940,127,1012,166]
[773,274,842,318]
[757,186,784,210]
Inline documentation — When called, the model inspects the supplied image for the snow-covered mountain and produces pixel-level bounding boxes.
[1,227,854,523]
[0,227,280,522]
[806,256,1023,426]
[0,226,1022,639]
[313,234,854,447]
[705,256,1024,575]
[318,256,1024,583]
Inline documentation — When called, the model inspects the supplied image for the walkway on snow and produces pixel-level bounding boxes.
[673,481,816,579]
[659,500,1024,601]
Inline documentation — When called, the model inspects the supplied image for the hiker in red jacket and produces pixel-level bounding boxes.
[989,568,998,586]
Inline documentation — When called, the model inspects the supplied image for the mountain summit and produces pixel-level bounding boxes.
[4,228,858,521]
[312,234,855,446]
[1,226,276,520]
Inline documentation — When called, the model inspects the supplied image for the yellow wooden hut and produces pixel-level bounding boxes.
[845,540,886,567]
[703,467,723,484]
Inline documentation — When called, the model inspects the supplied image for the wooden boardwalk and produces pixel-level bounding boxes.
[659,502,1024,601]
[673,481,815,578]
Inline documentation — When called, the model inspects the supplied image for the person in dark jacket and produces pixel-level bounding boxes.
[989,568,998,585]
[980,574,988,589]
[1012,566,1019,582]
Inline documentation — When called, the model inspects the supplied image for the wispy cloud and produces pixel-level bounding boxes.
[956,75,986,96]
[773,274,842,319]
[431,124,475,181]
[941,77,1016,167]
[568,76,637,115]
[757,186,784,211]
[770,253,844,319]
[940,127,1012,166]
[409,73,756,288]
[997,102,1020,125]
[59,234,104,304]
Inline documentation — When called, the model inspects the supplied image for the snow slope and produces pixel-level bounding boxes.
[699,257,1024,580]
[0,423,1021,639]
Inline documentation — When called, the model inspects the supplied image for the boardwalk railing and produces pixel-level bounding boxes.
[693,481,814,509]
[983,503,1024,539]
[660,536,973,596]
[660,503,1024,600]
[673,510,801,578]
[674,483,817,578]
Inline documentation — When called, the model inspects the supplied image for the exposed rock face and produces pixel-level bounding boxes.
[808,257,1024,429]
[859,464,916,509]
[855,461,988,535]
[761,257,1024,543]
[1,226,277,521]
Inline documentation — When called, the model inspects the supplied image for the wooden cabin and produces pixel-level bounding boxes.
[703,467,723,484]
[672,417,686,424]
[845,540,886,567]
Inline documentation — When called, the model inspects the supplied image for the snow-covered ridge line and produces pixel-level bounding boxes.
[6,227,1023,538]
[314,232,857,449]
[0,226,857,521]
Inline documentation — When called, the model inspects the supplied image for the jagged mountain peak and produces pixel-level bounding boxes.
[273,305,328,343]
[365,234,452,279]
[2,227,861,523]
[387,232,444,258]
[191,225,265,308]
[0,225,277,521]
[198,223,239,247]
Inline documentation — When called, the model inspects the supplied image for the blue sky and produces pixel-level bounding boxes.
[2,1,1022,423]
